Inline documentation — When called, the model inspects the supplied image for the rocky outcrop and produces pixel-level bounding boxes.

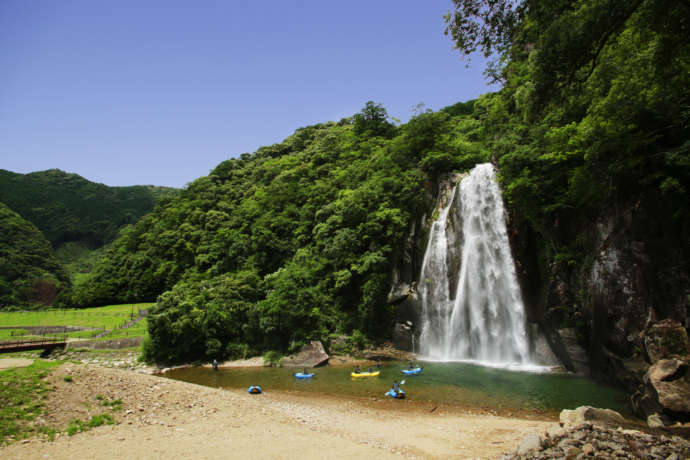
[281,341,329,367]
[387,173,464,349]
[507,188,690,422]
[633,358,690,425]
[504,423,690,459]
[647,359,690,413]
[628,320,690,424]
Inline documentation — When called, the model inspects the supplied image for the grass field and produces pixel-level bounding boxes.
[0,359,61,444]
[0,304,153,341]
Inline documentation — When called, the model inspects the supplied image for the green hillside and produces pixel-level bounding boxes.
[76,102,487,362]
[0,169,177,249]
[0,202,70,309]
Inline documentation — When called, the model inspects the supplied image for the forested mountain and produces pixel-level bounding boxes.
[0,202,70,308]
[76,101,486,362]
[0,169,177,249]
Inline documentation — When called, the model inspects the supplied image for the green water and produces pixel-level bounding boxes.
[164,361,632,417]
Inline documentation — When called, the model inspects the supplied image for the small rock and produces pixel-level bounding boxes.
[582,442,594,456]
[647,413,666,428]
[565,446,580,459]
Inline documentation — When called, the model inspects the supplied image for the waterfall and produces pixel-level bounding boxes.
[418,163,532,365]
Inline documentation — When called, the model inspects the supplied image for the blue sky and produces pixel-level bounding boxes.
[1,0,498,188]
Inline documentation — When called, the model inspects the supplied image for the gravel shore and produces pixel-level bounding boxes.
[1,362,554,459]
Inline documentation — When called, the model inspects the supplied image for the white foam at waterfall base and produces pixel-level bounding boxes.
[418,163,533,368]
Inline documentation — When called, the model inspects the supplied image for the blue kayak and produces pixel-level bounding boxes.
[402,367,423,375]
[248,385,262,394]
[294,372,314,379]
[385,389,405,399]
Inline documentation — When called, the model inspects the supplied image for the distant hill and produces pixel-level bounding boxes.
[0,169,177,249]
[0,202,70,308]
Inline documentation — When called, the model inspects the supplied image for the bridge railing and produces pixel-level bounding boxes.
[0,336,68,347]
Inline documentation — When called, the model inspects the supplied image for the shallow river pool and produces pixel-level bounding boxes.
[164,360,632,418]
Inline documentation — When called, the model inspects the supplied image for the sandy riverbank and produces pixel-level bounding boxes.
[1,362,555,459]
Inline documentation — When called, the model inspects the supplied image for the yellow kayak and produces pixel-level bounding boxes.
[351,371,380,378]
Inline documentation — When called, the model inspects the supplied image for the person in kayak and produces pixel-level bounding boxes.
[303,367,308,375]
[408,361,414,369]
[392,381,400,393]
[212,359,218,371]
[354,365,361,373]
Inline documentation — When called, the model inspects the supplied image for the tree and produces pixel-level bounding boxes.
[353,101,396,138]
[445,0,689,108]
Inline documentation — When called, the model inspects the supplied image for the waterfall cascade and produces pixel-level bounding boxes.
[418,163,532,365]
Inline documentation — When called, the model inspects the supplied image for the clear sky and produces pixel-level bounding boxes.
[1,0,498,188]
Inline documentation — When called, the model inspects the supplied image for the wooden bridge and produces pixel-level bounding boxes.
[0,337,68,354]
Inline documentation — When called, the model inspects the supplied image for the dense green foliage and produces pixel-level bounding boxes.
[81,103,486,363]
[0,169,177,249]
[446,0,689,219]
[0,203,70,308]
[0,169,176,307]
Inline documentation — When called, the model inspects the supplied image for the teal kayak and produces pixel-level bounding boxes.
[294,372,314,379]
[402,367,422,375]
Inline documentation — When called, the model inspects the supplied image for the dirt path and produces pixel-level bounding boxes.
[1,363,555,459]
[0,358,33,370]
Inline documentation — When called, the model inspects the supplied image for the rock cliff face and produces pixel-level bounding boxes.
[508,189,690,423]
[389,174,452,351]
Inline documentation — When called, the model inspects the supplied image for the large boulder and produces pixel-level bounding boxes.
[632,358,690,422]
[559,406,629,428]
[645,358,690,414]
[282,341,329,367]
[644,319,690,363]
